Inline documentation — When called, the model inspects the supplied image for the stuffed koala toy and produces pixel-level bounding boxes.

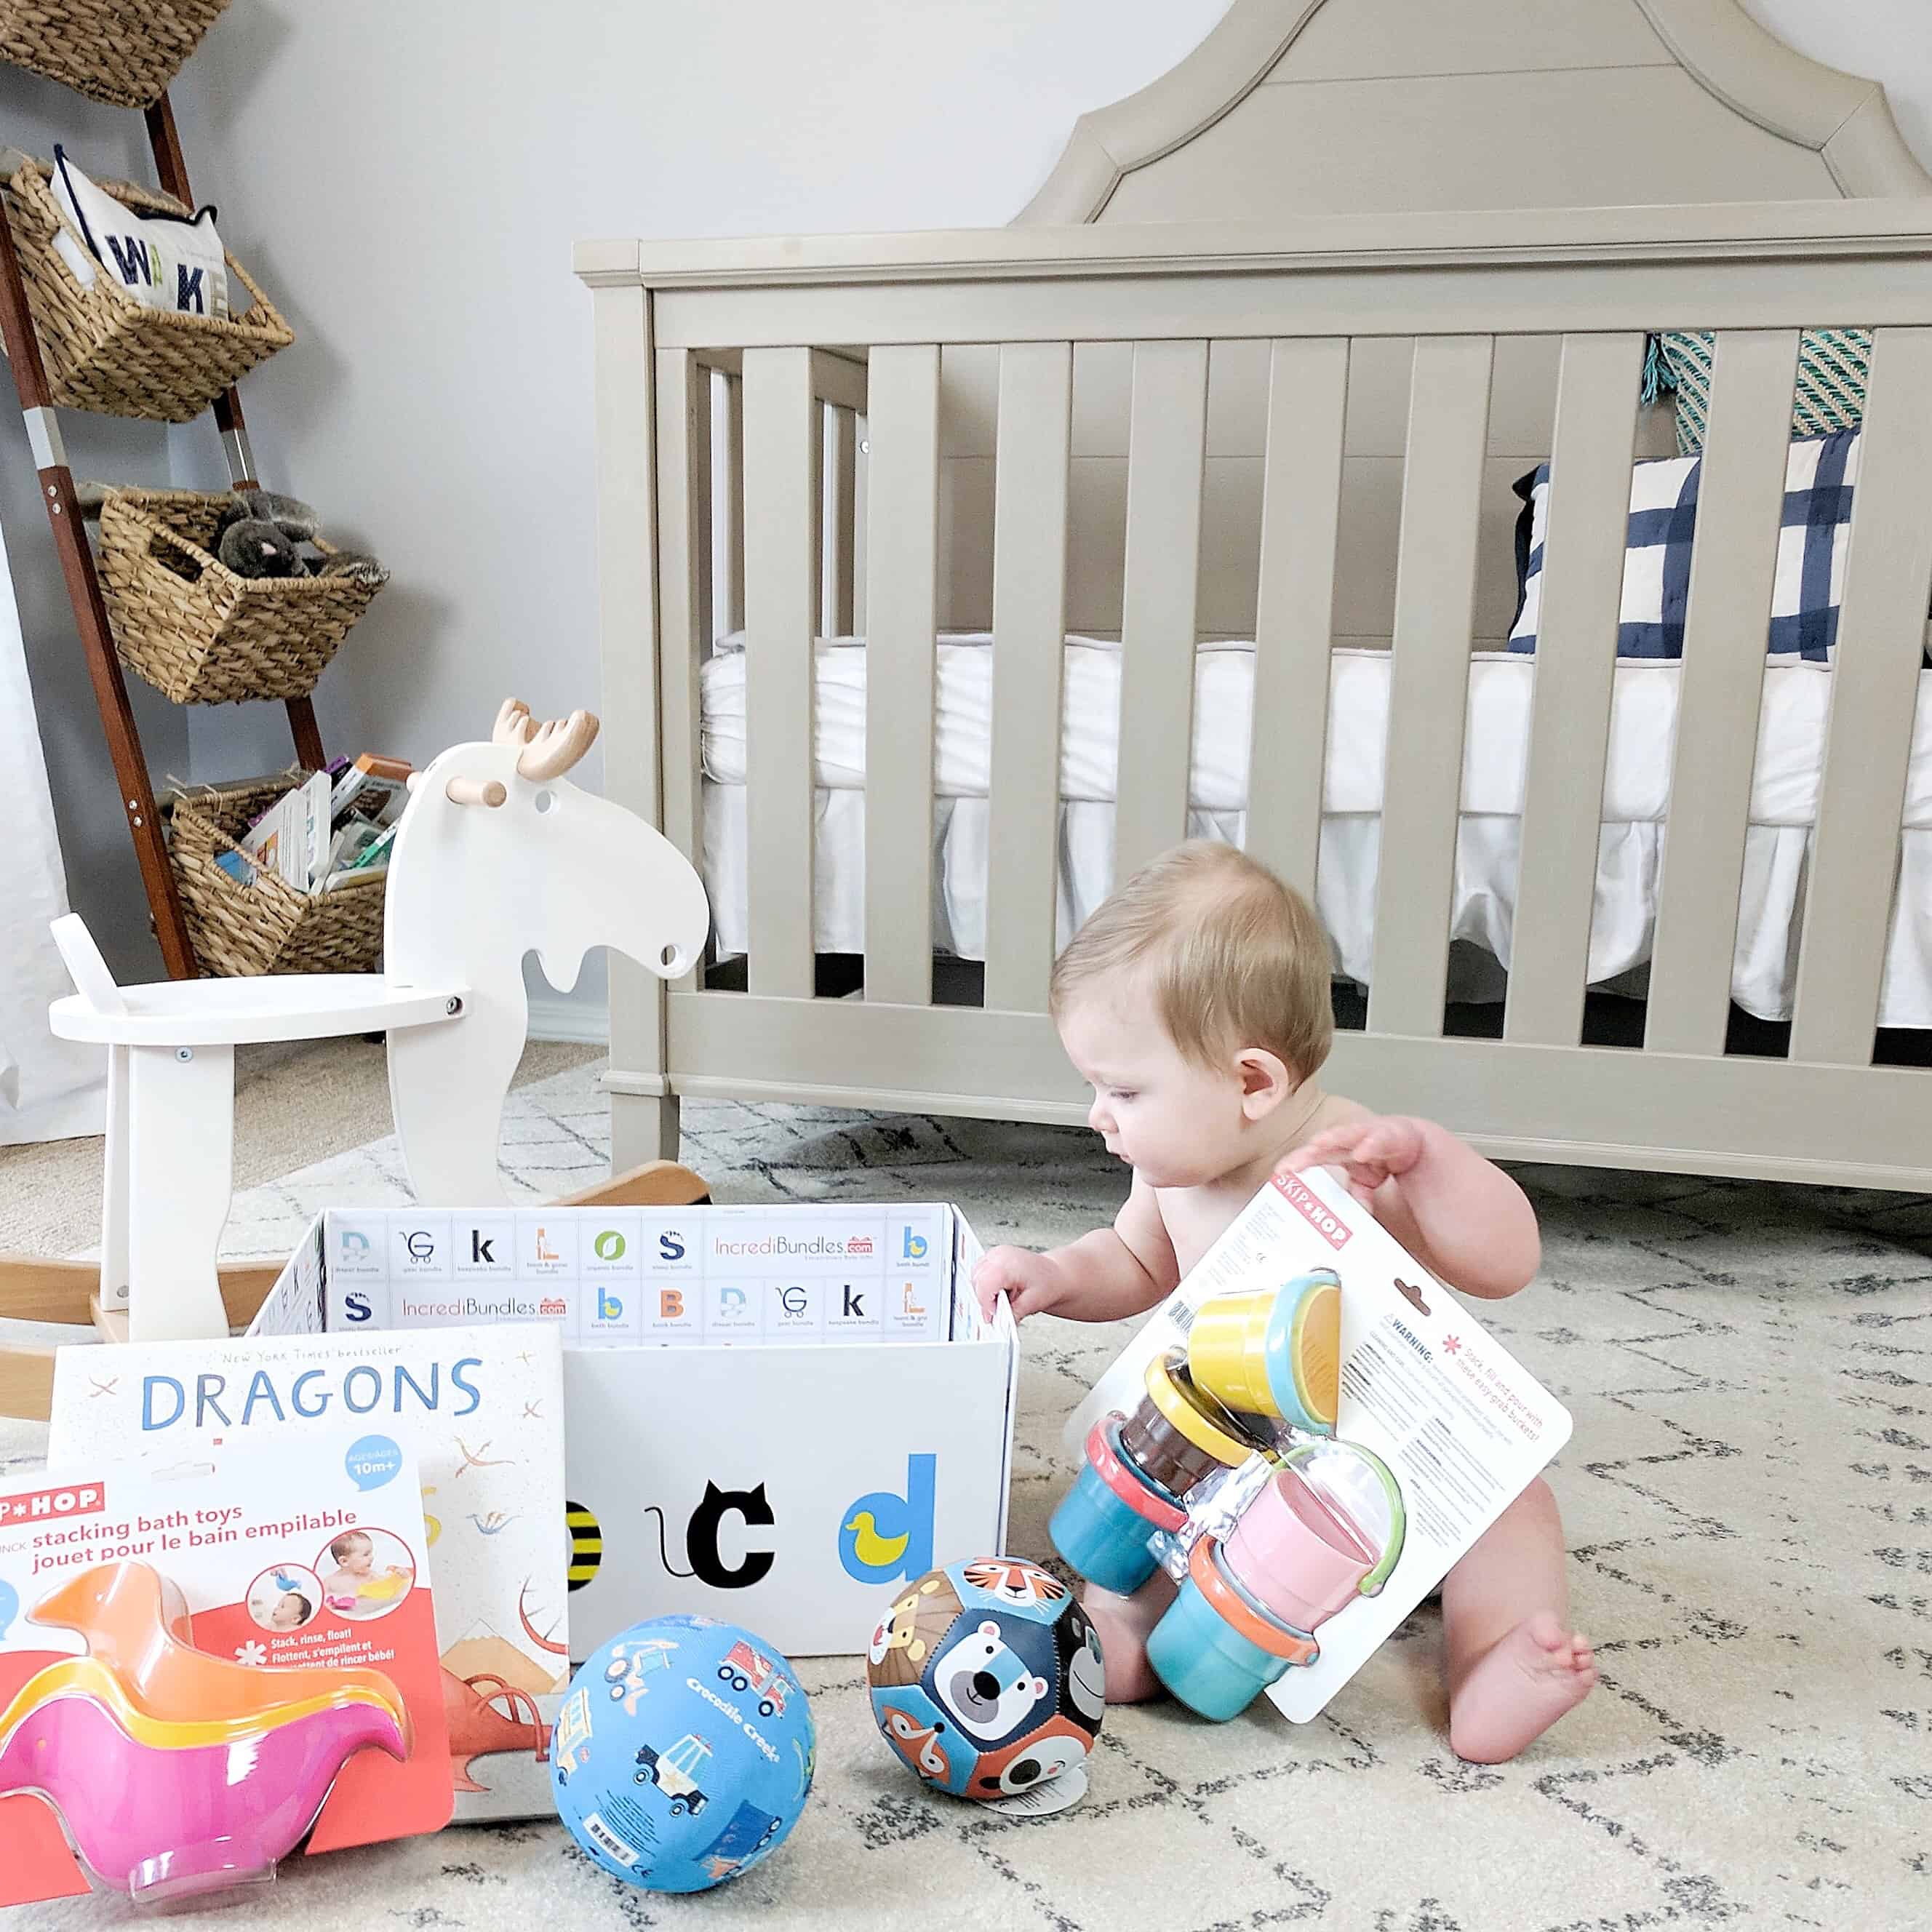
[212,489,391,587]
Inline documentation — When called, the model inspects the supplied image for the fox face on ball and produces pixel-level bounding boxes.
[865,1557,1105,1800]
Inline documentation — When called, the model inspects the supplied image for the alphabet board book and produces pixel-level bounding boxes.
[47,1317,566,1824]
[0,1438,450,1907]
[1069,1161,1572,1723]
[207,1200,1016,1658]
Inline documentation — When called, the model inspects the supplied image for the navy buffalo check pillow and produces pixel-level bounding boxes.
[1509,429,1859,662]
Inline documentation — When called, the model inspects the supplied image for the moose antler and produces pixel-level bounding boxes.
[493,698,537,749]
[515,708,600,781]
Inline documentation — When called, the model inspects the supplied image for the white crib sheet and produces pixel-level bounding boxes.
[698,637,1932,1027]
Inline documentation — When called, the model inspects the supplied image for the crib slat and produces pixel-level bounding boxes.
[1248,338,1348,901]
[863,347,941,1005]
[653,350,711,912]
[1366,335,1494,1037]
[1791,327,1932,1063]
[1505,332,1643,1045]
[1114,340,1210,885]
[829,404,858,634]
[741,346,819,999]
[722,373,746,634]
[1645,329,1801,1055]
[985,342,1073,1013]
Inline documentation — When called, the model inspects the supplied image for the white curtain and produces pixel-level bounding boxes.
[0,509,106,1144]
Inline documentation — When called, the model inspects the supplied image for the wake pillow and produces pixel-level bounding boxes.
[49,145,229,319]
[1508,430,1859,663]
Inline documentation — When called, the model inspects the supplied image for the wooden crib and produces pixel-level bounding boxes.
[573,2,1932,1191]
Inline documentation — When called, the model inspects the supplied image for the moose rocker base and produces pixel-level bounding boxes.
[0,699,714,1419]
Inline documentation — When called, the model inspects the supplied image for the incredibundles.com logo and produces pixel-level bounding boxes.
[709,1233,874,1259]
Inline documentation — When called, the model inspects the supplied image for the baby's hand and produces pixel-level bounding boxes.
[1289,1114,1430,1202]
[973,1246,1065,1325]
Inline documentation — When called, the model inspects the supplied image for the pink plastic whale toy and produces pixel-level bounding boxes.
[0,1685,408,1901]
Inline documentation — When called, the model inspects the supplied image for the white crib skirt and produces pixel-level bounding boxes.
[702,784,1932,1028]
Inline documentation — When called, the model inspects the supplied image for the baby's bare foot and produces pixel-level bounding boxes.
[1448,1611,1596,1764]
[1079,1578,1173,1705]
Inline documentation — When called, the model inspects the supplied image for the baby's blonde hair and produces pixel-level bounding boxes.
[1050,841,1333,1080]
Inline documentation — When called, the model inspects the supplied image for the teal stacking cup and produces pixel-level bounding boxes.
[1050,1417,1186,1595]
[1146,1538,1320,1721]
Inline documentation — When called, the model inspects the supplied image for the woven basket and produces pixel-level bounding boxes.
[0,0,231,108]
[97,487,383,704]
[167,773,386,977]
[0,159,291,422]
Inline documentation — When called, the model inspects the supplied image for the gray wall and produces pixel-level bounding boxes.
[10,0,1932,1007]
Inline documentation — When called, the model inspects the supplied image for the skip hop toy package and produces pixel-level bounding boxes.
[49,1320,569,1824]
[0,1437,452,1909]
[1066,1160,1571,1723]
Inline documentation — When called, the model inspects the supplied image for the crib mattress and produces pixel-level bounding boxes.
[698,636,1932,1027]
[700,636,1932,829]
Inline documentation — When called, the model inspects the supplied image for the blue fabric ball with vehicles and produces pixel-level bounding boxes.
[551,1614,815,1893]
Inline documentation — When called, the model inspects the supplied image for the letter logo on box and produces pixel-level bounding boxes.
[343,1291,373,1324]
[405,1229,435,1262]
[599,1289,624,1322]
[838,1454,935,1584]
[902,1229,928,1262]
[659,1288,685,1320]
[594,1229,626,1261]
[658,1230,685,1261]
[341,1230,370,1258]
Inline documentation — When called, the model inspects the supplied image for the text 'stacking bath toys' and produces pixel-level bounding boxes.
[0,1441,452,1909]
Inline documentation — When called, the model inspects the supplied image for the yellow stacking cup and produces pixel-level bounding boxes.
[1186,1268,1341,1434]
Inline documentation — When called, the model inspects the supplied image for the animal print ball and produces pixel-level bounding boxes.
[864,1557,1104,1802]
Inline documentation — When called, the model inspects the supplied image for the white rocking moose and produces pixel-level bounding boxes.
[2,698,709,1392]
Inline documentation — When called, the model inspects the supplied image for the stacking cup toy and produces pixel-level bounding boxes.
[1049,1416,1187,1594]
[1187,1268,1341,1434]
[1052,1352,1263,1595]
[1145,1536,1318,1720]
[1221,1461,1378,1632]
[1117,1351,1261,1496]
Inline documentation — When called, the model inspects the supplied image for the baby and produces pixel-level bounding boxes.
[268,1589,312,1632]
[322,1530,408,1616]
[973,840,1594,1763]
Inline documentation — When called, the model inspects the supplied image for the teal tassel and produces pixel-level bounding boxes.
[1639,332,1670,406]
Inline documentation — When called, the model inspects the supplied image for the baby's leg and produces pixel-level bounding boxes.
[1441,1477,1595,1763]
[1079,1568,1178,1704]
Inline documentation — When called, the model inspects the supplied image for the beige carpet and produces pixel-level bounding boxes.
[2,1051,1928,1929]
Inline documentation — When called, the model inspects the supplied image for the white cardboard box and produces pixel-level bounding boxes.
[248,1202,1018,1658]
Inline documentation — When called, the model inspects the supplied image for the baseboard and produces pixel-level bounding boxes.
[525,996,610,1045]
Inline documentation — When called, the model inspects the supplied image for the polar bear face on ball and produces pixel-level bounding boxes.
[931,1620,1050,1743]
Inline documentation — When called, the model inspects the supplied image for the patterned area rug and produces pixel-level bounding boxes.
[4,1062,1929,1931]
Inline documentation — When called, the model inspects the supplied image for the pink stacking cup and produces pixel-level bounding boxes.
[1221,1462,1377,1633]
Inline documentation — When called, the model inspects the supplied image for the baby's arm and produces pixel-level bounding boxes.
[1290,1115,1538,1300]
[974,1173,1180,1324]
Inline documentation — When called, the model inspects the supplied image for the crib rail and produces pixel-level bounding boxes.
[583,201,1932,1188]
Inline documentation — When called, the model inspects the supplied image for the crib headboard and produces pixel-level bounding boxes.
[906,0,1931,652]
[577,1,1932,1189]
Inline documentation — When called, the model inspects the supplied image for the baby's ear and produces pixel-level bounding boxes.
[1235,1046,1293,1117]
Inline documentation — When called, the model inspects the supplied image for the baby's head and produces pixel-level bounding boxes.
[271,1590,312,1631]
[1050,841,1332,1188]
[329,1530,375,1577]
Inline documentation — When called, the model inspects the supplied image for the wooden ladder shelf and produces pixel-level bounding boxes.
[0,92,326,978]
